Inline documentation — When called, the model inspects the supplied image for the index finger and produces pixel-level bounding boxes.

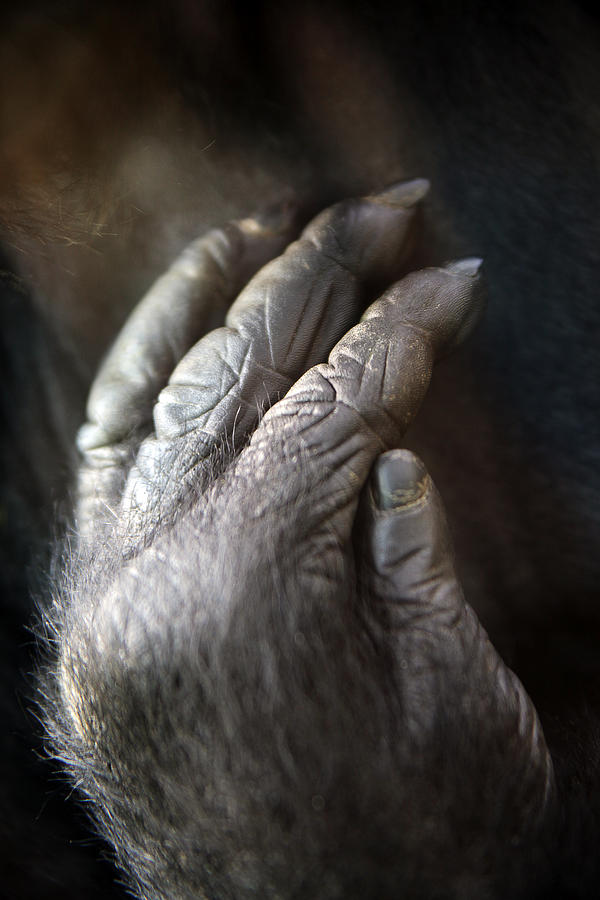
[230,260,485,548]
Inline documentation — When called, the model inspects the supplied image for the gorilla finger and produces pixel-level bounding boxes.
[361,449,555,822]
[362,449,463,628]
[152,178,428,445]
[234,260,484,545]
[75,209,296,541]
[78,204,297,455]
[361,449,483,660]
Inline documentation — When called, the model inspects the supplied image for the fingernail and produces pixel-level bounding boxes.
[77,421,106,452]
[372,450,428,510]
[242,197,299,236]
[445,257,483,278]
[438,258,486,353]
[371,177,431,208]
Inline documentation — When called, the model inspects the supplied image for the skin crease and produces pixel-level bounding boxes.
[1,0,600,897]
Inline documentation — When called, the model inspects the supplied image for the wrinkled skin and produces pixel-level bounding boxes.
[2,0,600,898]
[44,188,552,899]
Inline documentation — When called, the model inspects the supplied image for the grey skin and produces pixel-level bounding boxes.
[43,185,553,900]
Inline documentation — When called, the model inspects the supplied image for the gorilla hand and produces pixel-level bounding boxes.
[44,184,554,900]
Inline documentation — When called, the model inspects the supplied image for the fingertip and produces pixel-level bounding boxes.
[77,421,105,453]
[301,178,428,281]
[371,450,429,510]
[239,195,300,238]
[370,177,431,208]
[367,258,486,357]
[444,256,483,278]
[440,258,486,352]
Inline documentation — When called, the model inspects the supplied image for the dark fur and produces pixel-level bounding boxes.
[2,0,600,897]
